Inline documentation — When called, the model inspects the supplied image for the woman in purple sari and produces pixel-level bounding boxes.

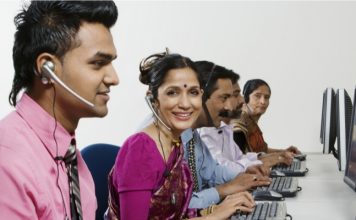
[107,50,255,220]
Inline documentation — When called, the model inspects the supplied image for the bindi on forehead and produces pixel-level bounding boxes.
[184,84,187,88]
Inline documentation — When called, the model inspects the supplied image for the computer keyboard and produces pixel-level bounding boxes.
[273,160,307,176]
[230,201,287,220]
[256,176,299,197]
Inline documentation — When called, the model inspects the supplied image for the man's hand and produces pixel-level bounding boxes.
[245,164,270,176]
[216,173,271,199]
[259,151,294,167]
[286,145,301,154]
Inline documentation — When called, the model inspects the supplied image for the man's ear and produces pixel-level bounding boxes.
[36,53,61,77]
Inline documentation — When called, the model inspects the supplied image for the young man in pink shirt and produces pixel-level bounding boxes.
[0,1,119,219]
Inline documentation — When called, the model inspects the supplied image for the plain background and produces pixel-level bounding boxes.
[1,1,356,153]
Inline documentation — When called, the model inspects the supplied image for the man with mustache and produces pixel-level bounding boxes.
[194,61,270,176]
[197,69,294,173]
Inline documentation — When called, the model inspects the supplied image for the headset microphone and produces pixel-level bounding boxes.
[41,61,95,108]
[145,95,171,131]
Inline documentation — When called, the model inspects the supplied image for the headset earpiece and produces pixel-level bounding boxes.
[243,80,251,103]
[144,94,170,131]
[40,60,55,85]
[43,60,55,71]
[147,94,154,102]
[36,59,95,107]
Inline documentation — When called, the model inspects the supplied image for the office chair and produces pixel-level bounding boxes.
[81,143,120,220]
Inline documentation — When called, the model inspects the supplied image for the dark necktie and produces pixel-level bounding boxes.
[63,139,83,220]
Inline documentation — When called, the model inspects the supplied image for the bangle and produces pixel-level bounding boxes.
[208,205,213,214]
[199,204,217,216]
[210,204,217,213]
[199,208,208,216]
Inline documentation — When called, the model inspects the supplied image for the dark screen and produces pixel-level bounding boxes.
[346,123,356,181]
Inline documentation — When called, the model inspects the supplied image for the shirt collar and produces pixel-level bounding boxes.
[197,121,230,134]
[219,121,229,128]
[181,128,194,146]
[219,121,234,132]
[16,93,74,159]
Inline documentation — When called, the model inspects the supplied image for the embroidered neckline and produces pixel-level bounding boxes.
[187,137,199,192]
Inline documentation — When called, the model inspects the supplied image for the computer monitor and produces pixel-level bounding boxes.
[320,89,327,144]
[321,88,337,155]
[344,87,356,191]
[320,90,326,144]
[336,89,353,171]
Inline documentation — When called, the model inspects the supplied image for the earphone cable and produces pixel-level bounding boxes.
[52,86,69,220]
[157,124,169,178]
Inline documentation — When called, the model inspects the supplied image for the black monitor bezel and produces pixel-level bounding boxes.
[322,88,337,155]
[336,89,352,171]
[344,87,356,191]
[320,89,327,144]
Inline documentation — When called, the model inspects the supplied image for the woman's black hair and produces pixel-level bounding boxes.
[9,1,118,106]
[243,79,271,103]
[194,60,239,102]
[139,50,202,99]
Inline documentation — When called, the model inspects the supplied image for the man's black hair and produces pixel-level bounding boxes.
[9,1,118,106]
[194,60,239,102]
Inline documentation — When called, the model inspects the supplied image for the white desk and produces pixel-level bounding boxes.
[285,153,356,219]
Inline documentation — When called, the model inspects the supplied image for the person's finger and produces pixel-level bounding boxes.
[236,206,254,213]
[251,178,271,188]
[288,146,301,154]
[235,191,253,200]
[255,165,265,176]
[239,192,255,205]
[235,199,255,208]
[288,151,296,158]
[284,158,293,166]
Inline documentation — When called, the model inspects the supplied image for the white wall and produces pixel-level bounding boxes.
[1,1,356,152]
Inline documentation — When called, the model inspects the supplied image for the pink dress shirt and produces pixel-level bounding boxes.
[198,122,262,174]
[0,94,97,220]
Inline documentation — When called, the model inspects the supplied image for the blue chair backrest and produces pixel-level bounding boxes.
[81,143,120,220]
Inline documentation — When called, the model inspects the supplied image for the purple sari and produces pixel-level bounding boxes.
[107,138,197,219]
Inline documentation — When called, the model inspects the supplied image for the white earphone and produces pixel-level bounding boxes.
[39,60,95,107]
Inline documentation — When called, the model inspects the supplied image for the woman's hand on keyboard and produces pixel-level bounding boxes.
[209,191,255,220]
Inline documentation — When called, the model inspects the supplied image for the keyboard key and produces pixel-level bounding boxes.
[269,201,278,217]
[285,177,292,189]
[278,177,285,192]
[230,201,287,220]
[273,177,281,191]
[296,160,301,169]
[252,203,262,220]
[259,202,269,220]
